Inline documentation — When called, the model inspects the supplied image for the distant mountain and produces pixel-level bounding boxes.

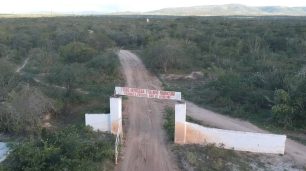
[145,4,306,16]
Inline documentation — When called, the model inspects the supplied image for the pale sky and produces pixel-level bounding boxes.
[0,0,305,14]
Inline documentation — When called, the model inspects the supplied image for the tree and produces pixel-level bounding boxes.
[10,31,33,57]
[0,59,18,102]
[0,85,54,135]
[271,89,296,128]
[61,65,76,97]
[86,52,119,74]
[144,38,192,73]
[0,43,9,58]
[86,31,115,50]
[60,42,97,63]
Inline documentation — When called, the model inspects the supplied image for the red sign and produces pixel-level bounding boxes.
[115,87,181,101]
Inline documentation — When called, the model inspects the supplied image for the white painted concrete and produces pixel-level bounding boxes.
[175,102,186,123]
[0,142,8,163]
[175,102,187,144]
[185,122,286,154]
[110,96,122,134]
[173,101,286,154]
[84,96,122,134]
[85,114,111,132]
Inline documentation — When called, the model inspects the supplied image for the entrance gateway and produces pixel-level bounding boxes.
[113,87,186,144]
[85,86,287,164]
[85,86,184,164]
[85,86,184,141]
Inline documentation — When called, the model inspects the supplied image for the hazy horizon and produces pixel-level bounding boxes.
[0,0,305,14]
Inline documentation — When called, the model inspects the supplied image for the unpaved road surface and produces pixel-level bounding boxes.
[16,57,29,73]
[116,50,178,171]
[116,50,306,170]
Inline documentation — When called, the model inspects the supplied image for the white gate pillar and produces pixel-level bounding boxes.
[110,96,122,134]
[175,102,186,144]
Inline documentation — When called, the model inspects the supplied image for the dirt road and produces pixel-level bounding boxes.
[116,50,178,171]
[116,50,306,169]
[16,57,29,73]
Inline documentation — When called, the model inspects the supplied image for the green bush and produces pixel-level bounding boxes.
[1,126,115,171]
[86,52,119,74]
[60,42,97,63]
[163,107,175,141]
[143,38,196,73]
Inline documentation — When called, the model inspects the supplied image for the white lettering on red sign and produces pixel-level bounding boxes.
[115,87,181,101]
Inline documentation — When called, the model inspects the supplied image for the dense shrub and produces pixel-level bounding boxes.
[1,126,115,171]
[163,107,175,141]
[86,52,119,74]
[139,17,306,129]
[0,58,18,102]
[143,38,200,73]
[0,86,54,136]
[60,42,97,63]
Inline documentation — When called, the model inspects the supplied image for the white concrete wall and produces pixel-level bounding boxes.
[175,102,187,144]
[85,114,111,132]
[85,96,122,135]
[185,122,286,154]
[110,96,122,134]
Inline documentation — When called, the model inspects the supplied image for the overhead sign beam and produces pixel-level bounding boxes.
[115,87,181,101]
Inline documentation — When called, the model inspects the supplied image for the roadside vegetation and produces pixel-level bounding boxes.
[0,17,122,169]
[0,126,115,171]
[79,16,306,132]
[137,17,306,135]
